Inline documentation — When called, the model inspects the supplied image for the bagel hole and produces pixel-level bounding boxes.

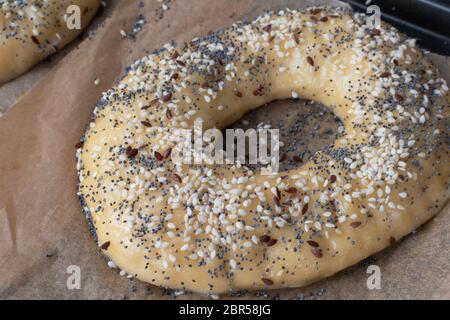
[223,99,343,172]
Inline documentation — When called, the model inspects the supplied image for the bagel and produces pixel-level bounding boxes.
[77,7,449,294]
[0,0,101,83]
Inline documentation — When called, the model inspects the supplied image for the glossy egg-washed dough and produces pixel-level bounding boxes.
[0,0,100,83]
[77,7,449,294]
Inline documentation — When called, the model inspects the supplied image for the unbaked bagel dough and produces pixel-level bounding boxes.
[0,0,101,83]
[77,7,449,294]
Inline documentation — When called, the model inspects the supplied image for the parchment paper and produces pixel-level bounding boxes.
[0,0,449,300]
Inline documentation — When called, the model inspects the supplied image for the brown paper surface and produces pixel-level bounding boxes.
[0,0,449,300]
